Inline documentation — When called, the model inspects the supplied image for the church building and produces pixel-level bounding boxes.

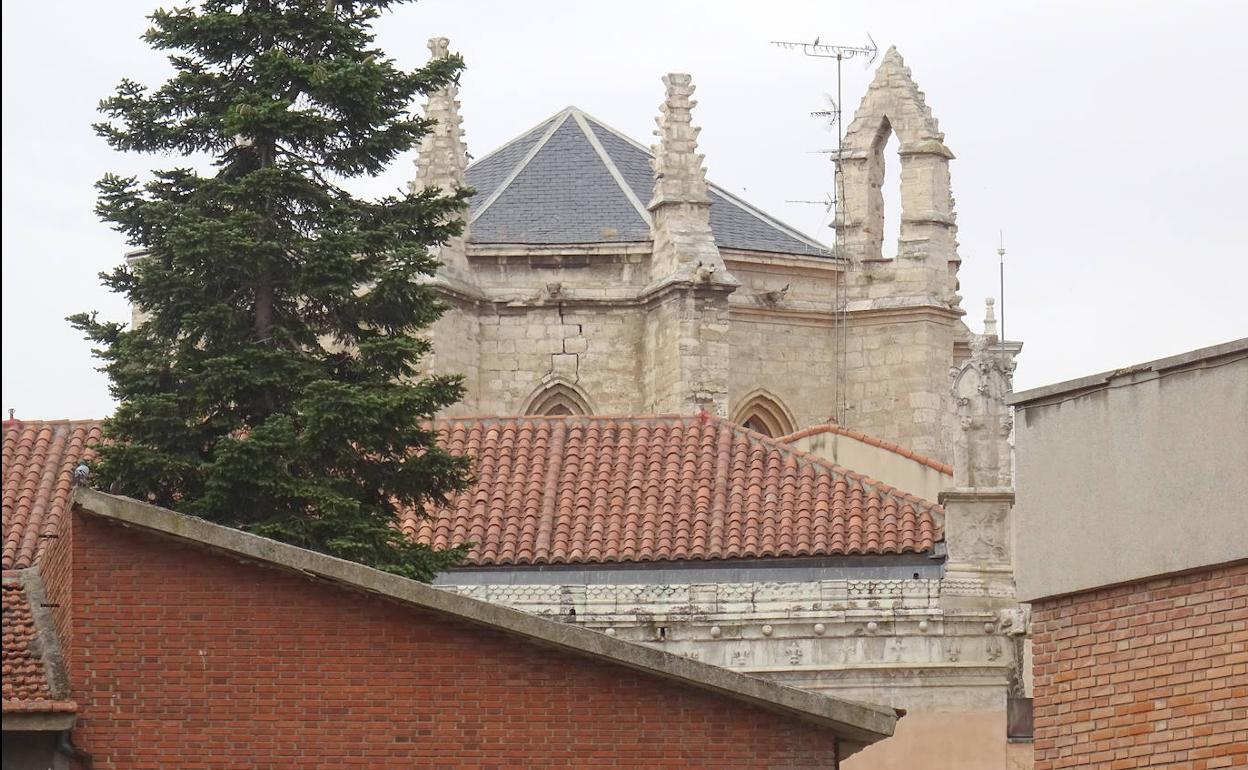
[410,38,1031,770]
[2,39,1032,770]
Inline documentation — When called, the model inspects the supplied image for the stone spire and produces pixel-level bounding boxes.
[647,74,731,284]
[983,297,998,339]
[412,37,470,276]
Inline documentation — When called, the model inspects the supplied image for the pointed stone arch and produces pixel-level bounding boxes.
[732,390,796,438]
[522,378,594,417]
[835,47,958,270]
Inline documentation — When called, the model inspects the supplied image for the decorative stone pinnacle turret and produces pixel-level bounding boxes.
[413,37,468,194]
[983,297,998,339]
[412,37,471,277]
[649,73,710,208]
[647,74,732,285]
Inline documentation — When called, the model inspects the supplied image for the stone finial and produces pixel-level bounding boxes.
[412,37,470,277]
[649,74,710,208]
[412,37,469,196]
[983,297,998,339]
[646,73,732,284]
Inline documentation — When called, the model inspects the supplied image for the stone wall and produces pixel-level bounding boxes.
[425,242,971,463]
[728,310,836,428]
[841,309,958,461]
[423,296,481,415]
[440,575,1030,770]
[471,301,646,416]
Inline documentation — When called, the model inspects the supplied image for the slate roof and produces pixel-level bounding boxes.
[411,414,942,566]
[465,107,831,256]
[2,419,101,570]
[4,417,941,570]
[1,578,75,714]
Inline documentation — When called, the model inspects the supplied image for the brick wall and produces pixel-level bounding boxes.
[1031,562,1248,769]
[66,510,845,769]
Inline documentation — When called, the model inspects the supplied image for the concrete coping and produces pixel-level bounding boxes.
[71,487,899,749]
[1009,338,1248,408]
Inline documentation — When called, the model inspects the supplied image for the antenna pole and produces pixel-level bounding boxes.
[998,231,1006,354]
[772,36,877,426]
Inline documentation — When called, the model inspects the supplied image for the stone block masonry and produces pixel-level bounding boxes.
[1030,562,1248,769]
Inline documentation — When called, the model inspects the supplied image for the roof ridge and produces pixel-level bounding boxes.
[463,111,562,172]
[776,424,954,476]
[713,416,941,511]
[572,110,652,227]
[2,418,105,427]
[469,110,572,226]
[577,112,829,252]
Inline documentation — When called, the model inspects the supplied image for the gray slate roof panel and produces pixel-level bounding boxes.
[464,116,557,217]
[582,118,657,208]
[465,108,830,256]
[471,118,649,244]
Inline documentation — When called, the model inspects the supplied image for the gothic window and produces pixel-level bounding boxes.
[523,381,592,417]
[733,393,795,438]
[866,118,903,260]
[881,128,901,258]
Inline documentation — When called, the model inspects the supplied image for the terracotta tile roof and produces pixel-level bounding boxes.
[1,416,942,570]
[410,415,942,565]
[3,419,102,570]
[777,424,954,476]
[1,578,75,714]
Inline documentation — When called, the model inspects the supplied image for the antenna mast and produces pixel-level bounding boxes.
[771,35,878,426]
[998,231,1006,355]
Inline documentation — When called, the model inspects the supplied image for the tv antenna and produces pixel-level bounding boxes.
[772,34,879,427]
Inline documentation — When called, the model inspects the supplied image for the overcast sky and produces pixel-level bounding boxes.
[3,0,1245,420]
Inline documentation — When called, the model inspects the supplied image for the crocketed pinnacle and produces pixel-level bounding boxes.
[648,73,710,209]
[411,37,468,196]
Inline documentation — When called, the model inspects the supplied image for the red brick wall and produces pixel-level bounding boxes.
[66,511,843,769]
[1031,562,1248,769]
[39,520,73,674]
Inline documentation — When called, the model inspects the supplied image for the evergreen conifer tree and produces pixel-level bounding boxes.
[70,0,473,581]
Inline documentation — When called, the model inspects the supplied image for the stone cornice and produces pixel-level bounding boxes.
[939,488,1016,505]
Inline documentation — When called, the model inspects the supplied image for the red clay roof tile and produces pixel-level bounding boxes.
[776,423,954,476]
[2,578,75,714]
[3,416,943,570]
[409,415,941,565]
[3,419,101,570]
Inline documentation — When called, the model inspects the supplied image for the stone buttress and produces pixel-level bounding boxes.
[642,73,738,416]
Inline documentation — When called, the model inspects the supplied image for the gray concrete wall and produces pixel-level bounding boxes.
[1011,340,1248,601]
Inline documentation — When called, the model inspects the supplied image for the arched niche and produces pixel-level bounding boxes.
[732,391,796,438]
[522,380,593,417]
